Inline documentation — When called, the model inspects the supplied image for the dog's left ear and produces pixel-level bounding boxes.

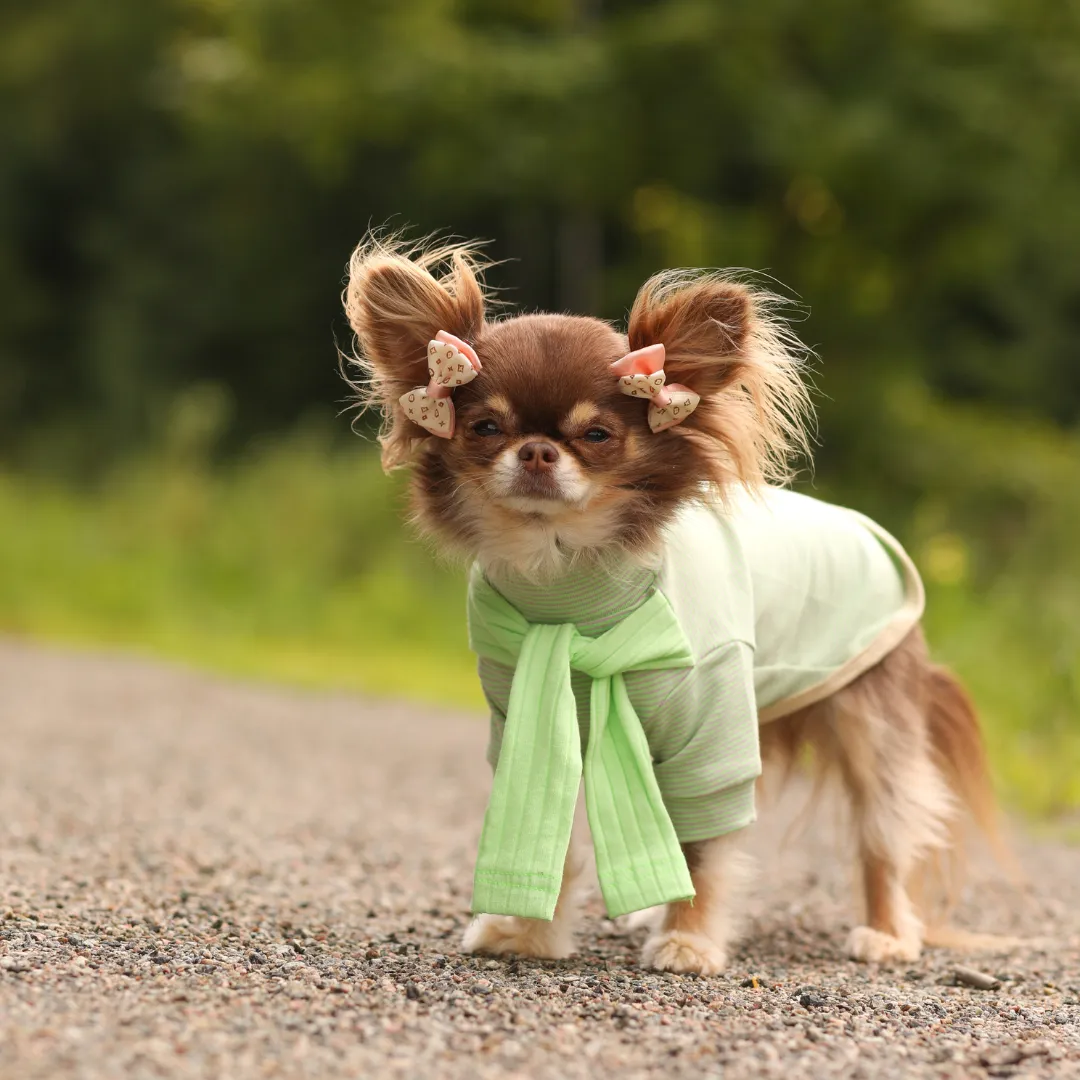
[627,275,752,396]
[627,271,813,488]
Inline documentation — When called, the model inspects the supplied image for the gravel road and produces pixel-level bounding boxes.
[1,640,1078,1079]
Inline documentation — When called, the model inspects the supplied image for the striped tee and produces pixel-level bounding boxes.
[471,487,925,844]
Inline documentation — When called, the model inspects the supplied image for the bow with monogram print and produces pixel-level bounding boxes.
[399,331,482,439]
[611,343,700,433]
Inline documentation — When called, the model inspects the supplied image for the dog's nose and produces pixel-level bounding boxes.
[517,441,560,473]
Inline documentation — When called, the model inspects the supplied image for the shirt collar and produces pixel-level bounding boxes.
[482,551,659,638]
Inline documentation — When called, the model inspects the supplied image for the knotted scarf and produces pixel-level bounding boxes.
[468,575,697,920]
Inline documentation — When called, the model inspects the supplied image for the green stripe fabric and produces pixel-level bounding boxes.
[469,576,696,920]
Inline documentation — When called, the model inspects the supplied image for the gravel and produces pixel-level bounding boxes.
[1,639,1078,1079]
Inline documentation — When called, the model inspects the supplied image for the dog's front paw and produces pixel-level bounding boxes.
[642,930,728,975]
[846,926,921,963]
[461,914,574,960]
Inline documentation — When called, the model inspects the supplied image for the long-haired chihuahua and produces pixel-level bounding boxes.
[342,234,999,976]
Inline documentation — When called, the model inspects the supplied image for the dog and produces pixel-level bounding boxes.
[342,234,999,976]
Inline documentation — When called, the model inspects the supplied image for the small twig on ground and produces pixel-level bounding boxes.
[952,965,1001,990]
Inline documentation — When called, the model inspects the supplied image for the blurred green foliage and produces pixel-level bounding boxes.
[4,0,1080,459]
[0,395,477,705]
[1,1,1078,813]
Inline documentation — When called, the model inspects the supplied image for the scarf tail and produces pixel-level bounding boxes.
[585,674,695,919]
[472,623,581,921]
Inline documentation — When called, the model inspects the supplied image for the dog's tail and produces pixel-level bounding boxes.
[917,664,1018,926]
[925,665,999,847]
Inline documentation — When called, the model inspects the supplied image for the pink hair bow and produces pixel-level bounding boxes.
[611,344,700,433]
[399,331,481,439]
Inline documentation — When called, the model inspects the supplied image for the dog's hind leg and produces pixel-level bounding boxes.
[769,628,959,963]
[832,630,959,961]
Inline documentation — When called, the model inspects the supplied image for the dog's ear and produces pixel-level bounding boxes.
[627,271,813,489]
[627,275,752,396]
[344,238,486,466]
[346,238,485,395]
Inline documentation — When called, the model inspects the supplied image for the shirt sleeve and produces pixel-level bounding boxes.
[647,640,761,844]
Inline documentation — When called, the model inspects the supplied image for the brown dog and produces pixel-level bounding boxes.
[343,235,998,975]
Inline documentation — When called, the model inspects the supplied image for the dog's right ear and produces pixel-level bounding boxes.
[344,237,486,464]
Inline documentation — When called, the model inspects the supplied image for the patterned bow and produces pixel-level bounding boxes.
[611,343,700,433]
[399,330,481,439]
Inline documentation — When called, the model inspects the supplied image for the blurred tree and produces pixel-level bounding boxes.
[1,0,1079,467]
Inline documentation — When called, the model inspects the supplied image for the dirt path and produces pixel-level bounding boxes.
[1,640,1077,1079]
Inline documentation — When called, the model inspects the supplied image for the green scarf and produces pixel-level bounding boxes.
[468,575,697,920]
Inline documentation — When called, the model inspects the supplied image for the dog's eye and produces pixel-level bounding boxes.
[472,420,501,437]
[583,428,611,443]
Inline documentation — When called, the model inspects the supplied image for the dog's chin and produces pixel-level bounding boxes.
[494,493,587,518]
[427,464,654,580]
[460,483,640,582]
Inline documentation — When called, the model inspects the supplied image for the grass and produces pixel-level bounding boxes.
[0,429,480,709]
[1,391,1077,818]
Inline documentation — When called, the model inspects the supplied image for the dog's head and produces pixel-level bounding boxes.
[344,237,811,578]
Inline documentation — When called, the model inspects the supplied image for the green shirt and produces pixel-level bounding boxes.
[472,488,924,844]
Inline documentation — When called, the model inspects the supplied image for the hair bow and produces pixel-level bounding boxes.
[399,331,481,438]
[611,344,700,433]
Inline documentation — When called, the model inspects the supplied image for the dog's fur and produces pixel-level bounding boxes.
[343,234,1000,974]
